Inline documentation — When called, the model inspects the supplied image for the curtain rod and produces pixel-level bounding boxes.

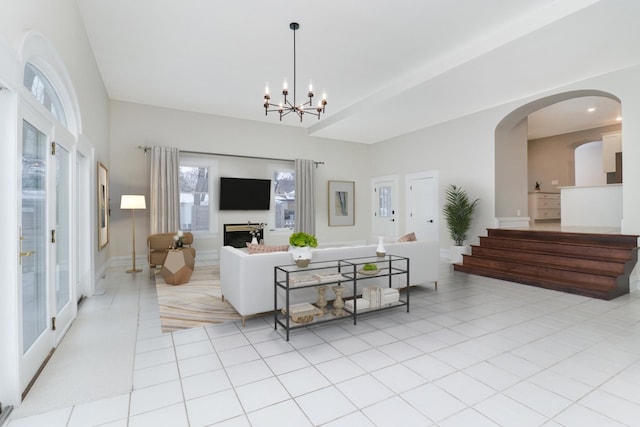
[138,145,324,167]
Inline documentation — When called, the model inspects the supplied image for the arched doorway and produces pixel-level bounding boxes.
[494,90,622,228]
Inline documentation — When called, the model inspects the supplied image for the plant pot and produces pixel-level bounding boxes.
[291,246,312,267]
[449,245,469,264]
[295,259,310,268]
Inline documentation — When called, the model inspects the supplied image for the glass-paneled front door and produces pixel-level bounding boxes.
[20,119,53,391]
[53,138,74,344]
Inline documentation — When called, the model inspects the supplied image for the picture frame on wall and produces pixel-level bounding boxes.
[97,161,109,250]
[328,180,355,226]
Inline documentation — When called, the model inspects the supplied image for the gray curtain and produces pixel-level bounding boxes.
[149,146,180,233]
[295,159,315,235]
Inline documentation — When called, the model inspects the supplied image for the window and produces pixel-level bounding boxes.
[23,62,67,127]
[179,157,218,233]
[272,168,295,230]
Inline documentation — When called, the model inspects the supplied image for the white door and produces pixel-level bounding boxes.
[406,171,439,242]
[371,176,399,240]
[52,133,75,343]
[19,118,54,392]
[19,117,75,393]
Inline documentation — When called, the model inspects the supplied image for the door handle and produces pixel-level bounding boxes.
[19,231,35,264]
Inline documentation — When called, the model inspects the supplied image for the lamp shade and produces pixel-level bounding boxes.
[120,194,146,210]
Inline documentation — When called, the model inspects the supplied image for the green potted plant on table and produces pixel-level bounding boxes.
[443,184,479,264]
[289,232,318,267]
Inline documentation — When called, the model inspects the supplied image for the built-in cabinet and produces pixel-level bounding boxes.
[602,131,622,173]
[528,192,561,222]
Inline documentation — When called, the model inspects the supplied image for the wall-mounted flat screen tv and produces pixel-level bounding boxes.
[219,177,271,210]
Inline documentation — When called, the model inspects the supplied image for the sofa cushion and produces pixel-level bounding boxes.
[246,243,289,254]
[398,232,417,242]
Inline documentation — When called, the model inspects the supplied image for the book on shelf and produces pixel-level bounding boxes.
[362,287,381,307]
[312,272,345,282]
[362,287,399,307]
[282,302,321,323]
[344,298,370,312]
[288,275,318,286]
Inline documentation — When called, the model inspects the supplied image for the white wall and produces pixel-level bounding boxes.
[370,64,640,255]
[109,101,373,260]
[370,107,501,248]
[575,141,607,186]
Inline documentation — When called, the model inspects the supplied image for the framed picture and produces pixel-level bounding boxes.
[97,161,109,250]
[328,180,355,226]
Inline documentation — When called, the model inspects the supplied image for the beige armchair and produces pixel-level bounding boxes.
[147,232,196,269]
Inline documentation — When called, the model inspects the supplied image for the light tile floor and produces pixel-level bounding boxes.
[7,261,640,426]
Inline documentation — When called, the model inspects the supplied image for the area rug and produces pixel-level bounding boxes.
[155,265,241,333]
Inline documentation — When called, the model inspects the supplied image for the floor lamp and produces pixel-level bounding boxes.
[121,195,146,273]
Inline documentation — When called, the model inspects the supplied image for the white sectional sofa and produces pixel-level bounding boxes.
[220,240,439,324]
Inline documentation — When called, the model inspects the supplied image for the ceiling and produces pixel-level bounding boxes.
[76,0,639,144]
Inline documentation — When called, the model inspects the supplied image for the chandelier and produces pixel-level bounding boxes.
[263,22,327,122]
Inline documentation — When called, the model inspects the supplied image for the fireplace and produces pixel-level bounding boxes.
[224,223,263,248]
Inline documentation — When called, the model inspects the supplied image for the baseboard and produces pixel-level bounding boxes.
[110,251,220,268]
[0,404,13,426]
[194,250,219,266]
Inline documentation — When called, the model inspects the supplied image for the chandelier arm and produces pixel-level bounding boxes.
[280,109,296,118]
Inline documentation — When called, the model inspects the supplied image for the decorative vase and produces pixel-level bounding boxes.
[332,285,345,316]
[376,236,386,257]
[251,236,258,245]
[315,286,328,314]
[295,258,310,268]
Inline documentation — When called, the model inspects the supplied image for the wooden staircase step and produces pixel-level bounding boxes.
[460,255,618,289]
[487,228,638,249]
[478,236,632,261]
[469,245,627,276]
[454,262,626,300]
[455,228,639,300]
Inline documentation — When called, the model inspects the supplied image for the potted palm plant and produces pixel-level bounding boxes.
[289,232,318,267]
[443,184,479,264]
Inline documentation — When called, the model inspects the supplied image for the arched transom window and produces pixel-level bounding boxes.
[23,62,68,127]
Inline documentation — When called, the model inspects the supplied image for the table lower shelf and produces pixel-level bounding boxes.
[275,299,408,339]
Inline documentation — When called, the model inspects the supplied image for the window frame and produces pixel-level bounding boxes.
[268,163,295,233]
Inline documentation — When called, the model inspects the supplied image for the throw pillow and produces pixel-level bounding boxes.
[397,232,417,242]
[246,243,290,254]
